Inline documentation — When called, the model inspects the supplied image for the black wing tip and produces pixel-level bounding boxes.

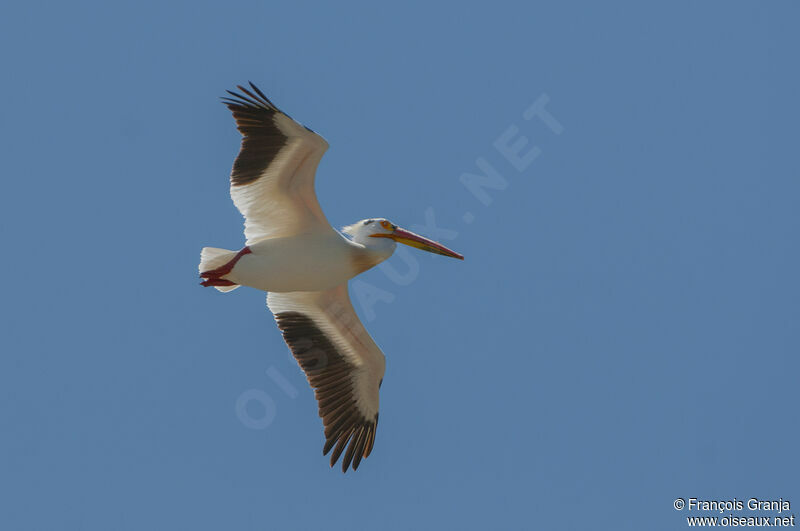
[248,81,272,103]
[220,82,277,111]
[221,81,318,135]
[221,81,278,111]
[324,419,377,473]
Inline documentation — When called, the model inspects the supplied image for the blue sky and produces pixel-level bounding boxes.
[1,1,798,529]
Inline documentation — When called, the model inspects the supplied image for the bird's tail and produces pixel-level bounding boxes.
[199,247,240,292]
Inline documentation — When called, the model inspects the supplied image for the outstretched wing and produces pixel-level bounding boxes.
[222,83,332,244]
[267,285,385,472]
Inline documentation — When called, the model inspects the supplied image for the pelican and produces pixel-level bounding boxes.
[199,83,463,472]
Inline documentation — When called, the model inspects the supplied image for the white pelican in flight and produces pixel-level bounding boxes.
[199,83,463,472]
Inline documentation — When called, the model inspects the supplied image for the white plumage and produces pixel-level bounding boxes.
[199,83,462,472]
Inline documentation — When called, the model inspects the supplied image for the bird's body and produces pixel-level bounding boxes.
[225,231,391,292]
[199,83,462,472]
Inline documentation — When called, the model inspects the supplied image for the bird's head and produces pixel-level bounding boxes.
[343,218,463,260]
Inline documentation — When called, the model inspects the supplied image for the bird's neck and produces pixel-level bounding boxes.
[349,240,394,275]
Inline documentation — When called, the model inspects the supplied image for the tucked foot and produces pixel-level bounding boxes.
[200,278,237,288]
[199,246,252,279]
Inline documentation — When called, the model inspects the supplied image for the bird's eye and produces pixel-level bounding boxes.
[380,220,392,230]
